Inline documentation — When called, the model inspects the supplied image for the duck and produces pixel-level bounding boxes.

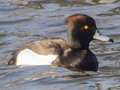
[7,13,113,72]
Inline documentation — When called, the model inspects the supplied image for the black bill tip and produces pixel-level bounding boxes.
[109,38,114,42]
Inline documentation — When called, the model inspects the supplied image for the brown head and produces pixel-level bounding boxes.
[65,13,113,50]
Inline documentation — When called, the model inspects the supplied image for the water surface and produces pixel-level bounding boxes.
[0,0,120,90]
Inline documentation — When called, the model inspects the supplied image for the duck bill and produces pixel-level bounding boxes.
[93,30,114,42]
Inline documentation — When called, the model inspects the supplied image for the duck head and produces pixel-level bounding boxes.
[65,14,113,50]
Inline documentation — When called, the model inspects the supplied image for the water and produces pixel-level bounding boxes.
[0,0,120,90]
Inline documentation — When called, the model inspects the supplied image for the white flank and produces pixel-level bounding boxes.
[16,49,58,65]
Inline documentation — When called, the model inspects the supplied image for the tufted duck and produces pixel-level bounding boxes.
[8,13,113,72]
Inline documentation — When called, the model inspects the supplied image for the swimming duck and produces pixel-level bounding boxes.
[8,13,113,72]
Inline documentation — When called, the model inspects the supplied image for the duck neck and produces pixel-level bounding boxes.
[67,24,90,50]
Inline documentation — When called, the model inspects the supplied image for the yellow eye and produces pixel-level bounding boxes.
[84,25,89,29]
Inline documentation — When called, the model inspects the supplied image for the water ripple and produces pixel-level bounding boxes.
[0,0,120,90]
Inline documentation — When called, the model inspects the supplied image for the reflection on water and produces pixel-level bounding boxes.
[0,0,120,90]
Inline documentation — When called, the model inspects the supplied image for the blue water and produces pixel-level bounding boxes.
[0,0,120,90]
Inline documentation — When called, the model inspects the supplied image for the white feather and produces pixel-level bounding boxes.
[16,49,58,65]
